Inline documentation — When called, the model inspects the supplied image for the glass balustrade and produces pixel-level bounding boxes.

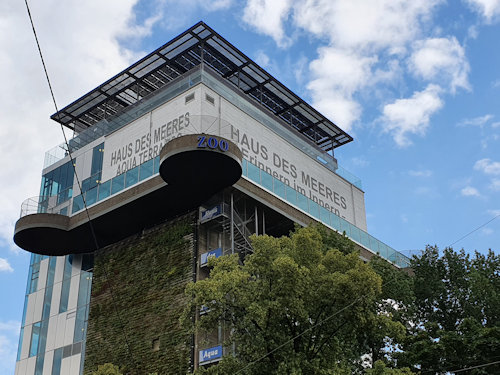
[22,153,409,268]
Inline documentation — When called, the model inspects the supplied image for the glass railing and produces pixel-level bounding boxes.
[43,69,203,170]
[241,159,410,268]
[25,148,405,267]
[71,156,160,214]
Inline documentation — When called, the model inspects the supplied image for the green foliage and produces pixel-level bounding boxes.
[396,246,500,374]
[184,224,404,374]
[84,216,194,375]
[91,363,123,375]
[365,361,414,375]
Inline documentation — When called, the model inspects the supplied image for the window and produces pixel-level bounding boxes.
[185,92,195,103]
[40,161,74,204]
[51,348,62,375]
[205,93,215,105]
[29,322,41,357]
[59,256,72,313]
[29,263,40,294]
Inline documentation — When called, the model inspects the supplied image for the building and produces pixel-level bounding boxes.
[13,22,410,375]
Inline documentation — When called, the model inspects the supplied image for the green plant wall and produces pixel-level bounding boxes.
[84,214,195,375]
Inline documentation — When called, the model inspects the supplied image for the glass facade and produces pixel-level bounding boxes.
[40,161,74,209]
[16,254,93,375]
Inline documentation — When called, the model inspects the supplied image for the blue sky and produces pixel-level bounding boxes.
[1,0,499,373]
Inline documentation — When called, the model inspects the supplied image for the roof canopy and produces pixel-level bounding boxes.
[51,22,352,151]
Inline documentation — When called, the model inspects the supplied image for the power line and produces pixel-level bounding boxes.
[233,273,402,374]
[448,213,500,248]
[23,1,141,372]
[453,359,500,373]
[421,358,500,374]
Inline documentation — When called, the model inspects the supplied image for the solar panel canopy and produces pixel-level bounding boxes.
[51,22,353,152]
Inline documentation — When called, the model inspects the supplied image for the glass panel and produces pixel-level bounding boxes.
[57,187,72,205]
[319,206,331,226]
[72,195,84,213]
[261,170,273,191]
[85,186,97,206]
[21,296,28,326]
[241,159,248,177]
[125,166,139,188]
[42,286,53,321]
[285,185,297,205]
[73,306,87,343]
[309,200,320,219]
[273,178,286,199]
[339,217,350,237]
[59,279,71,314]
[297,192,309,212]
[35,353,44,375]
[29,322,41,357]
[29,263,40,294]
[111,174,125,195]
[77,272,92,307]
[350,225,360,243]
[91,143,104,176]
[98,180,111,201]
[359,230,370,248]
[247,162,260,183]
[63,255,72,280]
[59,257,72,313]
[139,159,154,180]
[52,348,62,375]
[154,156,160,174]
[369,235,379,255]
[379,242,389,259]
[16,327,24,361]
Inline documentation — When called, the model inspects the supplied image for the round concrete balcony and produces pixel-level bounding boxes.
[159,134,242,207]
[14,134,242,256]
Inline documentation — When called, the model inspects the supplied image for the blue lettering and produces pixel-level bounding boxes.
[219,139,228,151]
[207,137,218,149]
[197,135,206,148]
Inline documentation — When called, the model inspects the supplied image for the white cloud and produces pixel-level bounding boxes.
[254,50,270,67]
[152,0,234,31]
[0,258,13,273]
[461,186,481,197]
[292,0,442,51]
[0,0,154,250]
[307,47,377,130]
[490,178,500,191]
[381,84,443,146]
[465,0,500,22]
[409,169,433,177]
[351,157,370,168]
[241,0,444,133]
[474,158,500,175]
[482,227,494,235]
[242,0,293,48]
[488,209,500,216]
[413,186,439,198]
[409,37,470,92]
[0,320,20,375]
[458,114,494,127]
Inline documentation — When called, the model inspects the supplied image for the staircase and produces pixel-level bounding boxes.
[200,203,253,257]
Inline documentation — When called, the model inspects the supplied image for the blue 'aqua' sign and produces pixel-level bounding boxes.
[199,345,222,364]
[201,248,222,266]
[200,205,222,222]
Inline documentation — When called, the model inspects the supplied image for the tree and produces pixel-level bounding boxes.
[183,225,407,374]
[396,246,500,374]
